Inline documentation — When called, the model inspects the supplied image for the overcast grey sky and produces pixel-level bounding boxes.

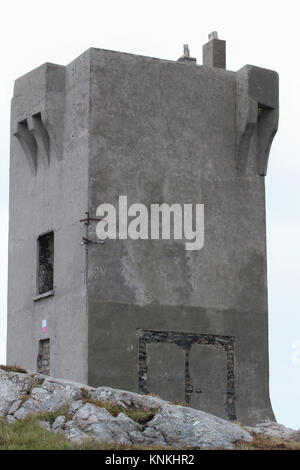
[0,0,299,428]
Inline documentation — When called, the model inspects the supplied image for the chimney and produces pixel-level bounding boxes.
[203,32,226,69]
[177,44,196,64]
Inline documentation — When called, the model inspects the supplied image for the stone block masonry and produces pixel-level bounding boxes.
[37,339,50,375]
[137,329,236,421]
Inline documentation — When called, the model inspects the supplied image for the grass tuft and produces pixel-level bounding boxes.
[234,433,300,450]
[37,405,70,426]
[81,398,159,425]
[20,395,30,405]
[0,415,73,450]
[80,387,91,399]
[0,364,27,374]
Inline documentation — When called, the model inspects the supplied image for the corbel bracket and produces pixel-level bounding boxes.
[236,65,279,176]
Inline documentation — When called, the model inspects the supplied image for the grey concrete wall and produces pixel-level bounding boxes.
[86,48,277,424]
[7,52,91,383]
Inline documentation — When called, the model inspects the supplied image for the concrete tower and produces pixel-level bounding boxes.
[7,35,279,425]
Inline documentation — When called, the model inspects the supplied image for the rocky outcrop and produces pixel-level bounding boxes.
[0,370,32,417]
[245,421,300,442]
[0,368,255,449]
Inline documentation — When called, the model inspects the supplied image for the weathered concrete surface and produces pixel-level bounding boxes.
[7,56,90,384]
[7,44,279,425]
[86,48,278,425]
[203,37,226,68]
[0,370,253,449]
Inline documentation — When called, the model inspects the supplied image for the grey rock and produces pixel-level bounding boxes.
[68,400,84,414]
[92,387,167,410]
[245,420,297,439]
[141,426,166,447]
[128,430,146,444]
[14,384,77,417]
[52,415,66,430]
[13,405,35,420]
[73,402,113,429]
[72,403,144,445]
[39,420,52,431]
[117,412,137,423]
[83,422,120,444]
[6,415,17,424]
[64,421,90,442]
[291,430,300,442]
[41,377,84,401]
[31,386,70,412]
[8,399,22,415]
[0,370,32,416]
[30,387,53,407]
[30,373,47,386]
[143,405,253,449]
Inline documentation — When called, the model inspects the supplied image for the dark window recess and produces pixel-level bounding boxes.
[38,232,54,294]
[37,339,50,375]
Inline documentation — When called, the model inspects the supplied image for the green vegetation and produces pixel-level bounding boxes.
[79,388,159,425]
[0,415,167,450]
[235,433,300,450]
[0,415,74,450]
[20,395,30,405]
[37,405,70,426]
[0,364,27,374]
[81,398,159,425]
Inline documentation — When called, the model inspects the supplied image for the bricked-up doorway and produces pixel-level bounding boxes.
[37,339,50,375]
[137,329,236,421]
[37,231,54,295]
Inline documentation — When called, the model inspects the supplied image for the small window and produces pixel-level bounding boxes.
[37,231,54,294]
[37,338,50,375]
